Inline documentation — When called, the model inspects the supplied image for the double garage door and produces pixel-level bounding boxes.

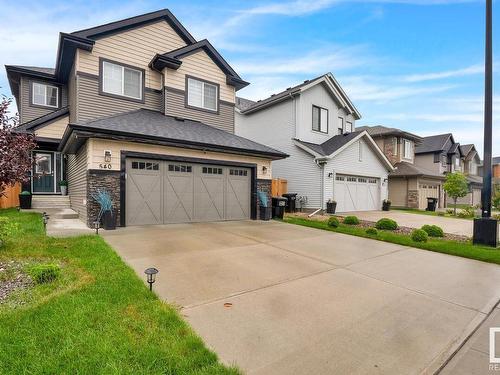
[418,183,440,210]
[334,174,380,212]
[126,158,251,226]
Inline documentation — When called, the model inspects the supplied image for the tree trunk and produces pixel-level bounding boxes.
[454,198,457,216]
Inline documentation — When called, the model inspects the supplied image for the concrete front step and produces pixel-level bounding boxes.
[32,196,71,209]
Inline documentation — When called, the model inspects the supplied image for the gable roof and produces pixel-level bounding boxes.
[14,107,70,133]
[238,73,361,119]
[460,144,474,156]
[390,161,445,179]
[356,125,422,143]
[293,131,394,170]
[150,39,249,90]
[415,133,454,154]
[60,109,287,159]
[71,9,196,43]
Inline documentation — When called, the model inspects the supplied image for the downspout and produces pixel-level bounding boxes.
[308,158,326,217]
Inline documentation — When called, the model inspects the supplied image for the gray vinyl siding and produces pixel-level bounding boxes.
[67,142,88,224]
[165,88,234,133]
[68,65,78,123]
[19,76,68,124]
[75,73,162,122]
[236,99,323,209]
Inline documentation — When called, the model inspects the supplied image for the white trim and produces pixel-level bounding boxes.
[102,61,143,100]
[187,77,218,111]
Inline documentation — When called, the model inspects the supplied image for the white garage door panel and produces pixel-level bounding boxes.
[126,159,251,226]
[335,175,380,212]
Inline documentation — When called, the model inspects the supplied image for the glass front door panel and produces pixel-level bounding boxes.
[33,152,54,193]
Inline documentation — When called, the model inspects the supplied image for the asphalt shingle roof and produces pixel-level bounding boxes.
[460,144,474,156]
[415,133,452,154]
[294,131,362,156]
[390,162,444,179]
[7,65,55,76]
[235,97,256,111]
[75,109,287,158]
[356,125,422,142]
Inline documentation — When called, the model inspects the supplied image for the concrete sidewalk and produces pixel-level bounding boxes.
[23,208,93,237]
[103,220,500,374]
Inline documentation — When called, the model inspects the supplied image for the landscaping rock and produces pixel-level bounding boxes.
[0,261,33,304]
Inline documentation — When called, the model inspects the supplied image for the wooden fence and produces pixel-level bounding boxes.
[0,183,21,209]
[271,178,288,197]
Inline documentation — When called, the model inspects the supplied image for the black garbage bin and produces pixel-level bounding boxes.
[282,193,298,213]
[426,197,438,211]
[272,197,287,219]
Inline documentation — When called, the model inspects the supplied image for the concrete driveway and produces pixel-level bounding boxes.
[344,210,473,236]
[103,221,500,374]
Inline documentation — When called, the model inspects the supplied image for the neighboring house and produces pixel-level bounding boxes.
[455,144,483,206]
[235,74,394,213]
[355,125,445,210]
[7,9,287,227]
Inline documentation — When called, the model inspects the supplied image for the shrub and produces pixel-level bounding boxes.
[411,229,428,243]
[327,217,340,228]
[460,205,475,218]
[437,211,445,216]
[343,216,360,225]
[375,218,398,230]
[493,214,500,221]
[28,264,61,284]
[457,211,472,219]
[421,224,444,237]
[446,209,454,215]
[365,227,378,236]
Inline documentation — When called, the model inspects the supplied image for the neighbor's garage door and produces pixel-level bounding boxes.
[334,175,380,212]
[418,183,439,209]
[126,159,251,226]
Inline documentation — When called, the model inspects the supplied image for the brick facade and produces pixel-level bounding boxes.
[86,170,121,227]
[256,179,272,219]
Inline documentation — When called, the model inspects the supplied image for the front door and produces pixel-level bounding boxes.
[32,152,55,193]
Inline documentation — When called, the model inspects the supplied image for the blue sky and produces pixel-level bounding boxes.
[1,0,498,156]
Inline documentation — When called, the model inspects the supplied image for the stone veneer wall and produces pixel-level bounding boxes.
[256,179,272,219]
[86,170,121,227]
[383,137,398,165]
[407,190,419,209]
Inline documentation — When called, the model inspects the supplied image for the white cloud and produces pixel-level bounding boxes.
[403,64,484,82]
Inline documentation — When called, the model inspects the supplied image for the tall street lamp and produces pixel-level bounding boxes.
[473,0,498,247]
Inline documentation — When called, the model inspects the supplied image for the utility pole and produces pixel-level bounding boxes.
[473,0,498,247]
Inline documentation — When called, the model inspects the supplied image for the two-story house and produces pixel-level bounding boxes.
[235,74,394,213]
[454,144,483,206]
[355,125,445,210]
[7,9,287,227]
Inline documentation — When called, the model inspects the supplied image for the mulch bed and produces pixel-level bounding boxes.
[288,212,470,242]
[0,261,33,304]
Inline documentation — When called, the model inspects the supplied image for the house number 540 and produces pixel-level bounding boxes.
[99,163,112,169]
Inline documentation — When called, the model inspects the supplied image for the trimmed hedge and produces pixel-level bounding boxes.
[411,229,428,243]
[343,216,360,225]
[375,218,398,230]
[327,217,340,228]
[365,228,378,236]
[421,224,444,237]
[28,264,61,284]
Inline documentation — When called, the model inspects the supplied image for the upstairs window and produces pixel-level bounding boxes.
[102,60,143,100]
[32,82,58,108]
[403,139,412,159]
[345,121,353,133]
[187,77,218,111]
[337,117,344,135]
[312,105,328,133]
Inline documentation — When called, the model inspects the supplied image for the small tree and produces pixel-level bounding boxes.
[0,95,36,197]
[443,172,469,215]
[493,185,500,211]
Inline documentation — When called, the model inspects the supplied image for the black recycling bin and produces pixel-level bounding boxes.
[272,197,287,219]
[426,198,438,211]
[282,193,298,213]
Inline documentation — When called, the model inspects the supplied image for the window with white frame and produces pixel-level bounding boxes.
[403,139,412,159]
[102,60,143,100]
[312,105,328,133]
[32,82,58,108]
[337,117,344,135]
[187,77,218,111]
[345,121,353,133]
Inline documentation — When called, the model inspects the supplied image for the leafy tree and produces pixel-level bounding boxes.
[0,95,36,197]
[493,186,500,211]
[443,172,469,215]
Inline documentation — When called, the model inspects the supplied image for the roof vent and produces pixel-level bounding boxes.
[271,94,276,97]
[286,87,292,90]
[303,80,309,83]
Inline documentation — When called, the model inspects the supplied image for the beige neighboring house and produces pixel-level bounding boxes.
[7,9,287,227]
[358,126,447,209]
[450,144,483,206]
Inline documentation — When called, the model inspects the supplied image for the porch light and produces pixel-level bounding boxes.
[144,267,159,291]
[16,206,20,212]
[328,172,334,178]
[42,212,49,231]
[262,166,268,174]
[104,150,112,163]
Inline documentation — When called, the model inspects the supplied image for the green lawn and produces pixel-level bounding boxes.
[283,216,500,265]
[0,209,238,374]
[393,207,473,220]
